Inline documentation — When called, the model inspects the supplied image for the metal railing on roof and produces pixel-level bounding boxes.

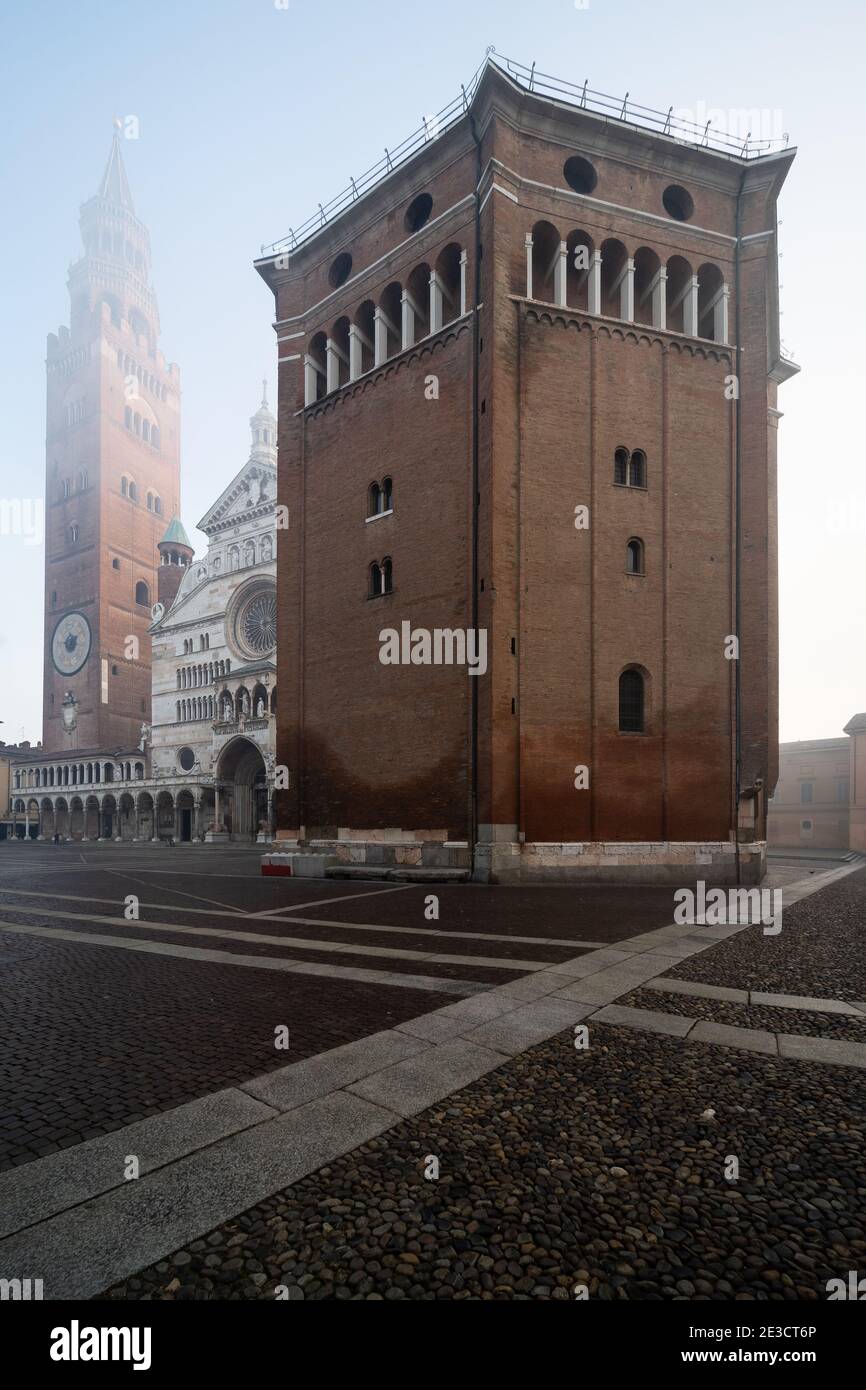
[260,49,791,260]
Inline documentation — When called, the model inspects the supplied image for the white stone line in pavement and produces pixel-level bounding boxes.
[102,867,241,915]
[0,1090,278,1240]
[646,976,866,1017]
[0,904,563,974]
[586,1003,866,1064]
[0,921,485,996]
[0,887,608,950]
[247,884,416,915]
[0,1093,403,1301]
[1,854,861,1299]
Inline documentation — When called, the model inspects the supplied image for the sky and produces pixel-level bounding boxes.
[0,0,863,747]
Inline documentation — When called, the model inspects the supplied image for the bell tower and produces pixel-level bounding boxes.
[43,125,181,752]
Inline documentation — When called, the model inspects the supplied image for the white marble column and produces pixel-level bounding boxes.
[554,241,568,308]
[524,233,533,299]
[622,258,635,321]
[588,250,602,316]
[429,270,444,334]
[651,267,667,331]
[715,284,730,344]
[304,355,321,406]
[683,275,699,337]
[401,291,417,350]
[459,249,468,315]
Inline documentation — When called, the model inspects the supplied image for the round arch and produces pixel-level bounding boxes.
[216,736,268,841]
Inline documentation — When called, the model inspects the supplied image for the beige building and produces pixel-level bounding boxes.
[768,714,866,853]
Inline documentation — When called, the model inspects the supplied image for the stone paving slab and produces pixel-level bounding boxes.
[551,954,684,1005]
[411,993,521,1028]
[777,1033,866,1068]
[462,998,596,1054]
[589,1003,695,1038]
[490,970,578,1001]
[751,991,865,1017]
[239,1029,431,1112]
[689,1020,778,1055]
[346,1039,507,1117]
[0,1088,277,1240]
[0,1091,398,1300]
[539,947,635,978]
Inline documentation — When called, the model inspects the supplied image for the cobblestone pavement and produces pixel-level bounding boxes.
[664,865,866,1002]
[0,842,689,1170]
[98,864,866,1301]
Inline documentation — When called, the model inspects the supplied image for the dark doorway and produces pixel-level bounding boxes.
[179,808,192,842]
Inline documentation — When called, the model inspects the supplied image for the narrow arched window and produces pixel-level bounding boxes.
[626,539,644,574]
[368,482,380,518]
[369,562,382,597]
[121,476,128,497]
[382,557,393,593]
[614,447,629,485]
[619,668,645,733]
[128,481,138,502]
[382,476,393,511]
[629,450,646,488]
[135,580,149,606]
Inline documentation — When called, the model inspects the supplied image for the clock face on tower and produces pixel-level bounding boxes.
[51,611,92,676]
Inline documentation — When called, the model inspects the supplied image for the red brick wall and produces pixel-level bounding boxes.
[263,64,790,850]
[43,307,180,753]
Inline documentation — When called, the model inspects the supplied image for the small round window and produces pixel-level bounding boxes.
[563,156,598,195]
[662,184,694,222]
[177,746,195,772]
[404,192,433,234]
[328,251,353,288]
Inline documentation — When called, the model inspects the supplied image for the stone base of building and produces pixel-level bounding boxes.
[260,834,765,884]
[307,837,471,870]
[474,840,766,885]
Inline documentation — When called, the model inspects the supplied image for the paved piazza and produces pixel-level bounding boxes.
[0,841,680,1170]
[2,841,865,1303]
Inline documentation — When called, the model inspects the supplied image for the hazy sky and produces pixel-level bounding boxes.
[1,0,863,746]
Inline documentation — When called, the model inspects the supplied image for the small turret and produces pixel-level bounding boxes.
[249,380,277,465]
[157,517,194,613]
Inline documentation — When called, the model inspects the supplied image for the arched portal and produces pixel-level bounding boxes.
[156,791,175,841]
[69,796,85,840]
[40,798,55,839]
[54,798,70,840]
[84,796,100,840]
[119,792,136,841]
[176,788,196,843]
[136,792,155,841]
[101,794,117,840]
[216,737,268,841]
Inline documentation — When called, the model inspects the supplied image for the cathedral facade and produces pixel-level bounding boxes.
[146,392,278,842]
[10,392,278,843]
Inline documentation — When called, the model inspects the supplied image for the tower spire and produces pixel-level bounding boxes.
[98,121,135,212]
